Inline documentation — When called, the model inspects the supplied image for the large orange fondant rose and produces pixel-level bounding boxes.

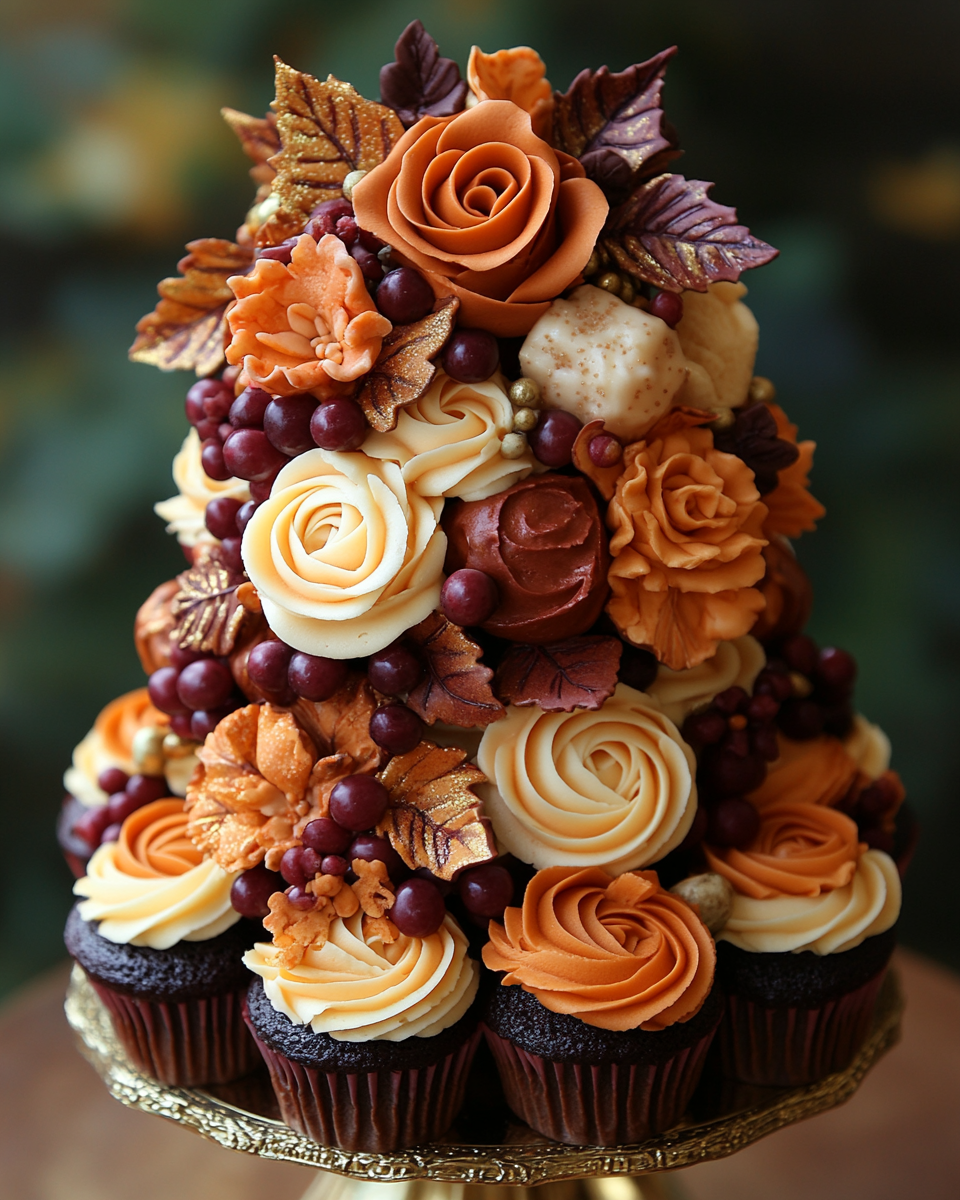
[606,413,768,670]
[352,101,608,336]
[762,404,825,539]
[225,234,392,398]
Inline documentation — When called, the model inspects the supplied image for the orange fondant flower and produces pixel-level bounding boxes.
[606,412,768,670]
[762,404,825,539]
[467,46,553,140]
[225,234,392,398]
[352,101,608,337]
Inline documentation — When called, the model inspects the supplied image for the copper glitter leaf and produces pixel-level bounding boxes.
[129,238,253,375]
[553,48,680,199]
[170,550,249,656]
[258,60,405,246]
[600,173,779,293]
[221,107,281,186]
[495,636,623,712]
[405,611,504,728]
[377,741,495,880]
[379,20,468,128]
[357,298,459,431]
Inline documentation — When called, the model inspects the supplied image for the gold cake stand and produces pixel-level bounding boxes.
[65,965,903,1200]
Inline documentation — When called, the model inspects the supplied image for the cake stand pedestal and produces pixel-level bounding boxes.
[65,965,902,1200]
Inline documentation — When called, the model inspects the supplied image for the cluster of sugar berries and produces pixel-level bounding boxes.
[72,769,170,852]
[229,772,515,936]
[147,646,246,742]
[769,634,857,741]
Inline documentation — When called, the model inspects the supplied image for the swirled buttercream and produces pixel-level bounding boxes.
[64,688,169,806]
[483,866,715,1031]
[241,449,446,658]
[747,734,859,810]
[74,800,240,949]
[477,683,697,872]
[243,911,477,1042]
[364,370,537,501]
[844,714,891,780]
[718,849,901,955]
[154,429,251,547]
[646,636,765,725]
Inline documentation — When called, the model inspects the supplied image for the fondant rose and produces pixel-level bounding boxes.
[483,867,715,1031]
[225,234,392,398]
[477,683,697,872]
[352,101,608,336]
[606,413,768,670]
[241,449,445,658]
[443,473,609,642]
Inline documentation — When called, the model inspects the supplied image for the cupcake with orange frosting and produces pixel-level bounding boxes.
[481,866,721,1144]
[64,799,259,1085]
[703,800,901,1085]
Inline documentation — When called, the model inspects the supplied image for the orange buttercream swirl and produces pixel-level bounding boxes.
[115,799,203,880]
[483,867,715,1032]
[96,687,167,764]
[747,733,859,810]
[704,802,863,900]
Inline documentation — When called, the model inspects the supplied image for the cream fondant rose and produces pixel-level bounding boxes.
[241,449,445,658]
[674,281,758,413]
[364,370,537,501]
[477,683,697,872]
[646,636,766,726]
[154,429,250,548]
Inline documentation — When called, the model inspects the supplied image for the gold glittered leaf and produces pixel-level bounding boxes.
[258,60,405,246]
[170,549,249,656]
[129,238,253,376]
[221,107,280,186]
[377,741,495,881]
[357,298,459,432]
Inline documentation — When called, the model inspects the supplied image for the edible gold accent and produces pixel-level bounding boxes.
[748,375,777,404]
[512,408,539,433]
[500,432,529,459]
[508,378,541,409]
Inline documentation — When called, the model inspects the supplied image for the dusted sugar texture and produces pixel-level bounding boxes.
[443,473,609,643]
[519,286,688,442]
[64,687,168,806]
[478,684,696,871]
[364,369,537,500]
[244,911,478,1041]
[352,101,608,335]
[646,635,765,726]
[74,800,240,949]
[483,867,715,1031]
[674,282,758,412]
[242,449,445,658]
[226,234,392,398]
[154,429,250,548]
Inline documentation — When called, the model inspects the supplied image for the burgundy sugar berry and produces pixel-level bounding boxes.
[747,693,780,722]
[204,496,243,540]
[367,645,423,695]
[713,686,748,715]
[707,796,760,849]
[280,848,308,888]
[321,855,349,876]
[100,822,122,844]
[441,329,500,383]
[618,645,659,692]
[300,847,322,879]
[329,775,390,832]
[200,438,231,482]
[217,422,233,443]
[817,646,857,691]
[97,767,129,796]
[195,415,221,441]
[105,791,142,825]
[248,640,294,694]
[73,806,111,850]
[335,215,359,245]
[310,397,367,452]
[369,704,423,755]
[169,713,194,738]
[250,474,281,503]
[255,238,297,263]
[376,267,434,324]
[169,645,206,670]
[288,652,349,702]
[781,633,819,677]
[458,862,514,917]
[229,387,272,429]
[391,877,446,938]
[190,708,232,741]
[222,428,289,482]
[126,774,169,806]
[778,698,825,740]
[751,724,781,761]
[187,379,232,424]
[440,569,498,627]
[176,659,234,711]
[263,395,319,457]
[701,747,766,797]
[302,817,353,856]
[350,243,384,284]
[650,291,684,328]
[682,710,728,746]
[528,409,581,467]
[286,886,316,911]
[230,864,282,918]
[148,667,188,715]
[753,668,795,701]
[305,197,354,237]
[587,434,623,468]
[218,536,244,574]
[348,835,405,880]
[236,499,258,533]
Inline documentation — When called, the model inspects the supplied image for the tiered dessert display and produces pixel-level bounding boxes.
[62,20,908,1192]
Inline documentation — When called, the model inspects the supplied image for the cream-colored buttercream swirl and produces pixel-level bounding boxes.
[364,370,538,501]
[244,911,477,1041]
[844,714,891,780]
[718,849,901,955]
[646,635,765,726]
[154,429,250,547]
[241,448,446,658]
[74,800,240,949]
[477,683,697,872]
[64,688,170,806]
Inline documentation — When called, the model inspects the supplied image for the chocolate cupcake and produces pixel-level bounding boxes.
[704,800,901,1086]
[66,799,258,1085]
[482,866,721,1145]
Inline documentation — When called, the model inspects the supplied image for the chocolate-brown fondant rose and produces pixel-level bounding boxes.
[352,101,609,336]
[443,474,609,642]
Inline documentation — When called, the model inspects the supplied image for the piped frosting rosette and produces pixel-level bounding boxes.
[646,635,766,726]
[483,866,715,1031]
[74,799,240,949]
[65,688,169,806]
[244,911,478,1042]
[477,683,697,872]
[705,801,901,954]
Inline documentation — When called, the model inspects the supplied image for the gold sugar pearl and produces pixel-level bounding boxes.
[508,377,541,408]
[132,726,166,775]
[584,250,601,277]
[501,432,529,459]
[163,732,197,759]
[512,407,539,432]
[670,873,734,934]
[341,170,368,201]
[619,277,636,305]
[595,272,622,295]
[749,375,777,404]
[709,408,736,431]
[789,671,814,698]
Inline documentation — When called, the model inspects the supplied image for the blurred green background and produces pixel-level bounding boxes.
[1,0,958,1000]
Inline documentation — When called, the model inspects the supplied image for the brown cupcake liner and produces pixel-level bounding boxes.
[716,968,887,1087]
[90,977,260,1086]
[244,1014,482,1151]
[482,1024,718,1145]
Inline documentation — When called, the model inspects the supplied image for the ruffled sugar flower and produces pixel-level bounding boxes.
[761,404,825,539]
[606,412,768,671]
[352,101,608,336]
[225,233,392,398]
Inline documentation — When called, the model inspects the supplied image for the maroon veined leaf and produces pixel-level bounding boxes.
[553,48,680,198]
[600,173,779,292]
[495,637,623,712]
[221,107,281,186]
[406,611,505,728]
[379,20,468,127]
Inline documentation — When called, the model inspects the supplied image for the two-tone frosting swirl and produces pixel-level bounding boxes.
[483,867,715,1031]
[74,800,240,949]
[477,683,697,872]
[64,688,168,806]
[646,635,766,726]
[243,912,478,1041]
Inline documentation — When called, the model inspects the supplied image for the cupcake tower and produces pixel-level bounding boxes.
[62,21,905,1150]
